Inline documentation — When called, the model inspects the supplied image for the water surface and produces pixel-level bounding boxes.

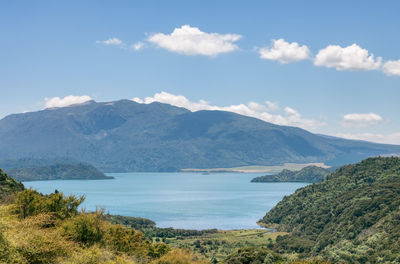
[24,172,306,230]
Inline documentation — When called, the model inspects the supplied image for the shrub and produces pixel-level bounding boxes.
[224,247,284,264]
[62,210,105,246]
[151,248,207,264]
[57,245,136,264]
[8,213,75,264]
[14,189,84,219]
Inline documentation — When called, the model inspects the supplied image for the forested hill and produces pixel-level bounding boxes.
[259,157,400,263]
[5,163,112,181]
[251,165,331,183]
[1,100,400,172]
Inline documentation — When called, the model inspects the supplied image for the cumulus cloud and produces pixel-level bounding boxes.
[314,44,382,71]
[96,38,124,46]
[335,132,400,145]
[342,113,383,127]
[266,101,279,111]
[258,39,311,63]
[147,25,241,56]
[382,59,400,76]
[45,95,92,108]
[132,41,145,51]
[132,92,324,130]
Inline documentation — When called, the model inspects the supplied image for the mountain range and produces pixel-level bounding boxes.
[0,99,399,172]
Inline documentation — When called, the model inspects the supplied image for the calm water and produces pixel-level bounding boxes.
[24,172,307,230]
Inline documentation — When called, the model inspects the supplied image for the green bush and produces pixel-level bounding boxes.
[62,210,105,246]
[14,189,84,219]
[224,247,284,264]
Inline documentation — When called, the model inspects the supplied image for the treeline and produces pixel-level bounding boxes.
[103,214,218,239]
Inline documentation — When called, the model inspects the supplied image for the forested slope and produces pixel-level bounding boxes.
[260,157,400,263]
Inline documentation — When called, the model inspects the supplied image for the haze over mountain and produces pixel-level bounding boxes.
[0,99,399,172]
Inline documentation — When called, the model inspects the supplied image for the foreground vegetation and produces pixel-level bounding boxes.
[0,169,206,263]
[1,157,400,263]
[251,166,331,183]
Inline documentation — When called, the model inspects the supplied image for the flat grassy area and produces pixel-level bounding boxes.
[162,229,288,261]
[182,162,329,173]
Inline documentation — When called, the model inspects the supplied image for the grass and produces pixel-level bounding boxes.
[163,229,288,262]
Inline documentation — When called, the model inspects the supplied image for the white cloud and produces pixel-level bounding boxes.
[96,38,124,46]
[314,44,382,71]
[335,132,400,145]
[258,39,311,63]
[45,95,92,108]
[132,41,145,51]
[342,113,383,127]
[266,101,279,111]
[131,92,324,130]
[147,25,241,56]
[382,59,400,76]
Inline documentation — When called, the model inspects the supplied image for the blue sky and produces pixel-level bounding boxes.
[1,0,400,144]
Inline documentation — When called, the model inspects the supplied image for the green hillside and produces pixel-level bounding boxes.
[5,163,113,181]
[259,157,400,263]
[251,166,331,183]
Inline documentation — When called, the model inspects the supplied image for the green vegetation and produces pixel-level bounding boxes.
[223,247,284,264]
[2,157,400,263]
[103,214,218,241]
[0,168,24,199]
[259,157,400,263]
[251,166,331,183]
[5,163,112,181]
[0,170,207,264]
[165,229,287,262]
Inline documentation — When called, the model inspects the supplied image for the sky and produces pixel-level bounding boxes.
[1,0,400,144]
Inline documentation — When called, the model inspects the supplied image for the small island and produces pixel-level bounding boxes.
[5,163,113,181]
[251,165,331,183]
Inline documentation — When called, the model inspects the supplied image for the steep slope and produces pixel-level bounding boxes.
[259,157,400,263]
[251,165,331,183]
[0,100,399,172]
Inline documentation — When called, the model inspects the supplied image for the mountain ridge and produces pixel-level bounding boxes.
[0,99,399,172]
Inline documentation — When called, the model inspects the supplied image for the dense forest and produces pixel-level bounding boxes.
[251,166,331,183]
[260,157,400,263]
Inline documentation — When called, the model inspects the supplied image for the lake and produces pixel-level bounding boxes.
[24,172,307,230]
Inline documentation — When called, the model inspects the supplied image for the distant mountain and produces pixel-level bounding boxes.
[259,157,400,263]
[4,163,112,181]
[251,165,331,183]
[0,100,399,172]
